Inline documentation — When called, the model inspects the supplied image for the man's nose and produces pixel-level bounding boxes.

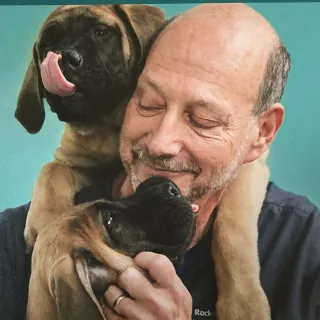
[147,113,183,157]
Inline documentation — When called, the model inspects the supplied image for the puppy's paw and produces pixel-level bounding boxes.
[24,226,37,254]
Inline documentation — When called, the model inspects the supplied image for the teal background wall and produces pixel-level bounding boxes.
[0,3,319,211]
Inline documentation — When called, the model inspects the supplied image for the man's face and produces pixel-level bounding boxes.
[119,21,263,201]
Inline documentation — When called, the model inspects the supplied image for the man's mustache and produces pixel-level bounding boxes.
[131,144,201,175]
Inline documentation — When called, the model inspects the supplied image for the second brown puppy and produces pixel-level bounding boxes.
[27,176,197,319]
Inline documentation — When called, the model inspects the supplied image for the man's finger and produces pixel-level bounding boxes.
[103,304,127,320]
[104,284,155,320]
[134,252,181,288]
[104,285,128,310]
[117,267,155,299]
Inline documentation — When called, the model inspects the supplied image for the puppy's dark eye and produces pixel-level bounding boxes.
[107,215,113,226]
[93,27,111,38]
[38,37,53,52]
[40,22,64,47]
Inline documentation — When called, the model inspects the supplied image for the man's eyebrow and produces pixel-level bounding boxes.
[139,76,167,99]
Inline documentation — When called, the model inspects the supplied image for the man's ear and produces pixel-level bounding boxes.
[244,103,284,163]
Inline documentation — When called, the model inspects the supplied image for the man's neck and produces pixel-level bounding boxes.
[189,189,225,248]
[112,171,225,248]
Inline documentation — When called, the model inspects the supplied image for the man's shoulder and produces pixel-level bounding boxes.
[0,202,30,219]
[259,183,320,320]
[260,181,319,244]
[0,203,31,320]
[0,202,30,232]
[264,181,318,215]
[0,202,30,257]
[259,182,319,247]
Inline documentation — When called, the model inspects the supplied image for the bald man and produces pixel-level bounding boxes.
[1,4,319,320]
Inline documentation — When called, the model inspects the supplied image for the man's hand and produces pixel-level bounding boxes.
[103,252,192,320]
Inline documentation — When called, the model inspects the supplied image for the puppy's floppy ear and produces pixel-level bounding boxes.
[114,4,166,64]
[92,198,126,213]
[72,248,108,319]
[15,43,45,134]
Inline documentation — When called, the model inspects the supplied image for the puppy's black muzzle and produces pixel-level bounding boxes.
[55,49,90,89]
[135,176,182,199]
[97,176,196,261]
[41,25,129,124]
[61,50,83,70]
[159,181,181,198]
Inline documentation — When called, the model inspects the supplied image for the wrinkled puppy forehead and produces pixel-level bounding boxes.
[41,5,121,31]
[37,5,132,64]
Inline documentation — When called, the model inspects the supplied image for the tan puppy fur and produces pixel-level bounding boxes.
[213,149,271,319]
[27,200,140,320]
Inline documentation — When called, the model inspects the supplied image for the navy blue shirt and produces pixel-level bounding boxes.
[0,174,319,319]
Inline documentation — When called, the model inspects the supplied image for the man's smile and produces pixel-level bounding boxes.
[138,162,194,180]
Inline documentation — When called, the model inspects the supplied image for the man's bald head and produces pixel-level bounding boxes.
[120,3,288,204]
[145,3,291,115]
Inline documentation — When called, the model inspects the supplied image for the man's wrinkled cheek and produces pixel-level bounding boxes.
[199,132,234,161]
[215,125,244,156]
[127,107,152,140]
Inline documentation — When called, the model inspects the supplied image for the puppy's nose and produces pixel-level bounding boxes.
[63,50,83,69]
[166,183,181,197]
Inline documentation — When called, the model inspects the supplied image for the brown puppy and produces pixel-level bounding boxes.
[15,4,166,251]
[27,176,197,320]
[16,5,270,319]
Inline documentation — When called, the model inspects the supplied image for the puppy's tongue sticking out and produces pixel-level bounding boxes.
[192,204,199,213]
[40,51,76,97]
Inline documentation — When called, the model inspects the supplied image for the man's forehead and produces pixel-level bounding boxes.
[143,44,256,112]
[147,6,276,98]
[138,6,275,114]
[154,20,262,73]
